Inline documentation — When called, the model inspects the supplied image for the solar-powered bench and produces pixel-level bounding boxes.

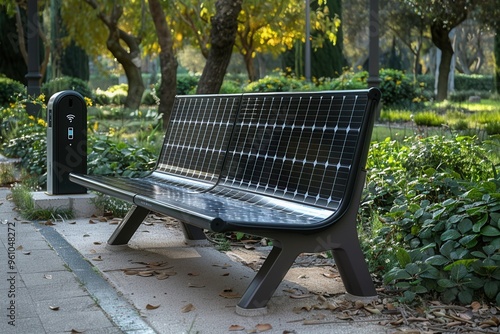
[70,88,381,315]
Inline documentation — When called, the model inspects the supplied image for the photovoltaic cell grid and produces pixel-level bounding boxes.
[156,95,241,188]
[219,92,369,210]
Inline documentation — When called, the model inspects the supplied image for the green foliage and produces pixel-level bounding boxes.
[244,75,306,92]
[362,135,500,305]
[95,84,128,105]
[87,135,157,177]
[92,194,131,218]
[413,111,445,127]
[10,183,73,220]
[177,74,199,95]
[41,76,93,103]
[1,96,47,185]
[0,77,25,105]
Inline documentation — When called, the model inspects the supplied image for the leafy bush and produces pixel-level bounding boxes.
[1,96,47,185]
[220,80,243,94]
[177,74,199,95]
[362,135,500,305]
[42,76,93,102]
[244,75,306,92]
[87,135,157,177]
[454,74,493,92]
[0,77,25,105]
[331,69,426,109]
[413,111,445,127]
[323,71,368,91]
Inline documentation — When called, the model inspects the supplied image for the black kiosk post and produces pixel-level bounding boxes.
[47,90,87,195]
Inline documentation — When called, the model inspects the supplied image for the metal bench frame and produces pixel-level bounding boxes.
[70,88,381,315]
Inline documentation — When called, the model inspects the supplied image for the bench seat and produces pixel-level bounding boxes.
[70,88,381,314]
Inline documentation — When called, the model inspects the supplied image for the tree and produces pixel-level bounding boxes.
[173,0,338,82]
[404,0,478,101]
[84,0,145,110]
[283,0,345,79]
[472,1,500,94]
[385,0,428,79]
[196,0,242,94]
[148,0,177,126]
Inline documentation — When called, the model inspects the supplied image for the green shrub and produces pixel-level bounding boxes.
[454,74,493,92]
[332,69,426,109]
[362,135,500,305]
[87,135,157,177]
[413,111,445,127]
[220,80,243,94]
[0,77,25,105]
[1,96,47,186]
[485,122,500,135]
[318,71,367,91]
[42,76,93,102]
[177,74,199,95]
[142,83,161,105]
[244,75,306,92]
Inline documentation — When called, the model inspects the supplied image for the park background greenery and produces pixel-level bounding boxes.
[1,0,500,307]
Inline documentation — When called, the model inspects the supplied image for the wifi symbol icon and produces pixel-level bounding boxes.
[66,114,76,123]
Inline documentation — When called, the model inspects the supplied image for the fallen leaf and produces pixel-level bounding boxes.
[88,219,97,224]
[93,241,102,245]
[70,330,84,334]
[322,272,338,279]
[255,323,272,332]
[69,221,77,225]
[219,289,241,299]
[289,294,312,299]
[83,234,90,237]
[43,274,52,280]
[123,270,137,275]
[155,272,175,280]
[137,271,155,277]
[49,306,60,311]
[188,272,200,276]
[221,273,229,277]
[22,251,31,255]
[44,220,55,226]
[228,324,245,331]
[92,256,103,261]
[364,307,381,315]
[188,283,205,288]
[16,245,23,250]
[181,303,195,313]
[146,304,160,310]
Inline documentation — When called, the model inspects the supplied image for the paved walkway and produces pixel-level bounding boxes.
[0,188,391,334]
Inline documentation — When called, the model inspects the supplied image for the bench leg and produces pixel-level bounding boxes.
[330,227,377,298]
[179,222,207,240]
[107,205,150,245]
[236,243,299,313]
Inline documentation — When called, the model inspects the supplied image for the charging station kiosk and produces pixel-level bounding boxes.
[47,90,87,195]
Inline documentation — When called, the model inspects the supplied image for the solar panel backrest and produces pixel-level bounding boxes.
[156,94,241,184]
[220,90,374,210]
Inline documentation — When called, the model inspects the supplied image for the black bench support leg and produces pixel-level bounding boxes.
[180,222,207,240]
[107,205,150,245]
[330,224,377,297]
[236,244,299,313]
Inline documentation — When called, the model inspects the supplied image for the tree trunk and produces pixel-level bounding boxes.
[197,0,242,94]
[148,0,178,127]
[431,23,454,101]
[84,0,144,110]
[495,28,500,95]
[106,32,144,110]
[244,51,257,82]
